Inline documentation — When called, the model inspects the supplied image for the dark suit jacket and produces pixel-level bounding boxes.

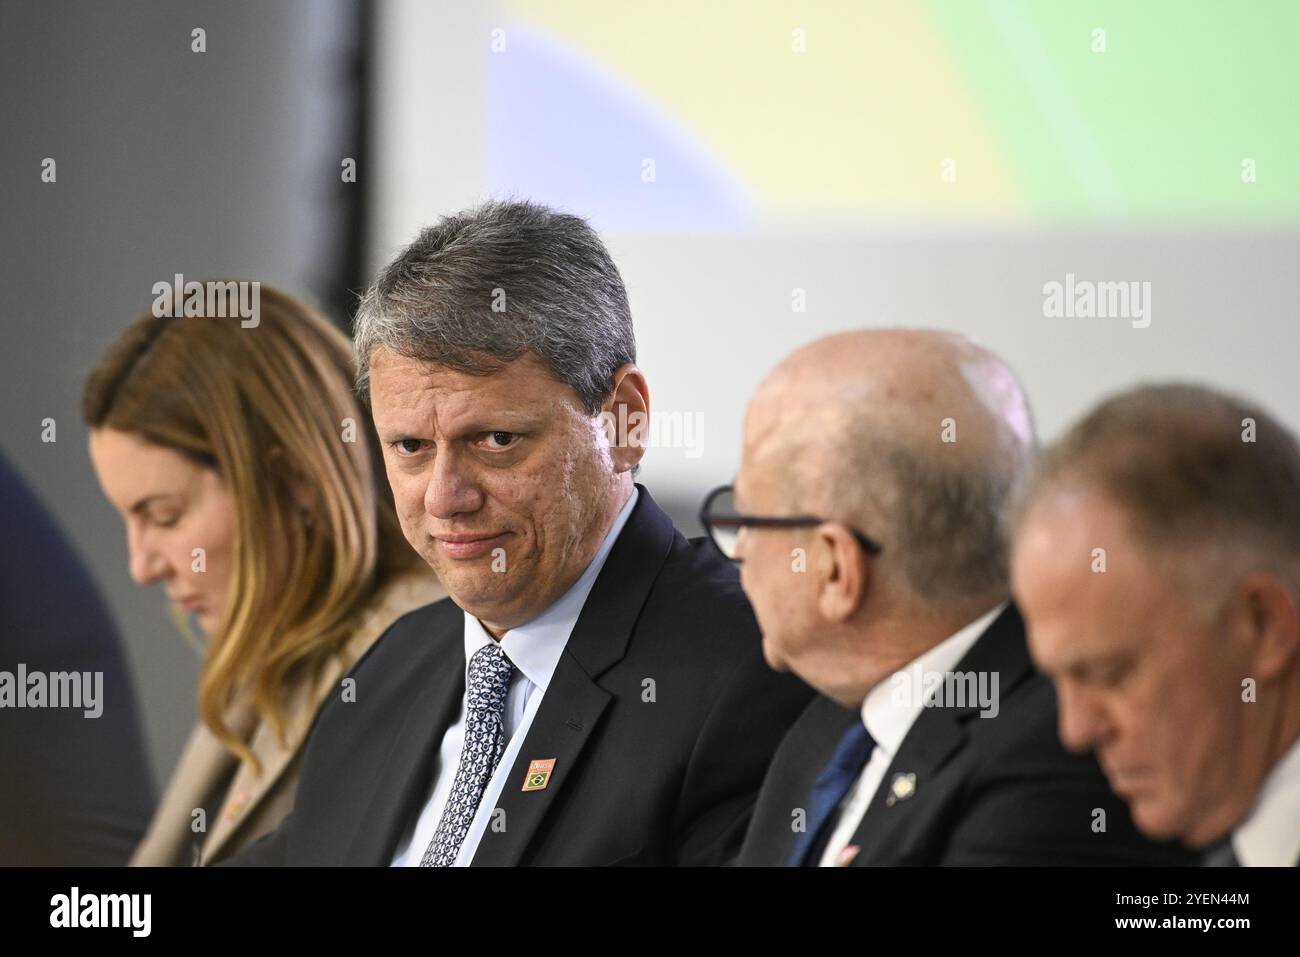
[0,450,154,865]
[738,605,1197,866]
[227,485,813,866]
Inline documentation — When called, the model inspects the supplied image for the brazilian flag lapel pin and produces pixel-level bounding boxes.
[522,757,557,792]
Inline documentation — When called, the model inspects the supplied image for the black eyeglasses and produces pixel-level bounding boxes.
[698,484,883,563]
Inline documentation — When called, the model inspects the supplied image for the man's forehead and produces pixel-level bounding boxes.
[371,347,501,381]
[1017,520,1156,668]
[1020,488,1129,559]
[738,425,791,492]
[1016,513,1119,610]
[371,350,556,399]
[369,348,580,430]
[1035,634,1128,678]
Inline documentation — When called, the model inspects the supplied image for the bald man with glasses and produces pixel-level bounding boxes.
[712,329,1192,867]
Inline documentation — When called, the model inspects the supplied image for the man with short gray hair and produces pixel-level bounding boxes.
[229,199,812,866]
[729,330,1189,865]
[1012,384,1300,866]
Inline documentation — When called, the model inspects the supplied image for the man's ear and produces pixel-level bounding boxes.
[815,522,871,623]
[1230,572,1300,682]
[600,363,650,473]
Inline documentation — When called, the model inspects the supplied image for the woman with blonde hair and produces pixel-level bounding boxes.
[83,283,442,865]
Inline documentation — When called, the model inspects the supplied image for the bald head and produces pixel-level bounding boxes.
[742,329,1035,611]
[750,330,1032,473]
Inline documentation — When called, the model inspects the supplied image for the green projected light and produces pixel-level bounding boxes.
[502,0,1300,225]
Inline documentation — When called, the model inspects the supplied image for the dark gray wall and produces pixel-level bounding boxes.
[1,0,361,785]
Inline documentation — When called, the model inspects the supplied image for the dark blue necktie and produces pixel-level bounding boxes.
[787,720,876,867]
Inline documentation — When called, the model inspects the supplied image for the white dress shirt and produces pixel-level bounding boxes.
[818,602,1007,866]
[390,487,639,866]
[1229,730,1300,867]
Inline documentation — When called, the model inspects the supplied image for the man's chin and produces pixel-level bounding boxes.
[1128,794,1189,843]
[760,638,789,673]
[439,576,516,616]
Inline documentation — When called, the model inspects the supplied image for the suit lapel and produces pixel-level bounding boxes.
[846,605,1032,864]
[469,661,612,865]
[843,710,970,863]
[345,622,466,865]
[769,696,860,865]
[129,715,246,866]
[204,703,297,860]
[470,484,676,865]
[210,573,440,863]
[204,655,345,860]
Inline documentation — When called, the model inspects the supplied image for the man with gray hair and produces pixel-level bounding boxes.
[727,330,1189,865]
[229,199,812,866]
[1012,384,1300,866]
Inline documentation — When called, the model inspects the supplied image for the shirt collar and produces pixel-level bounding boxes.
[1232,730,1300,866]
[860,602,1008,759]
[461,487,640,692]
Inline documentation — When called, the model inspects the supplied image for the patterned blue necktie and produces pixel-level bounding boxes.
[420,642,516,867]
[787,720,876,867]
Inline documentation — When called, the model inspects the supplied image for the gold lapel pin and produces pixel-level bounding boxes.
[885,772,917,806]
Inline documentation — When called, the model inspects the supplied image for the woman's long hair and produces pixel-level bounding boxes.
[83,283,426,772]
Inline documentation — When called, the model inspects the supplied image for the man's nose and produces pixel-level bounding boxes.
[424,449,485,519]
[1056,680,1104,754]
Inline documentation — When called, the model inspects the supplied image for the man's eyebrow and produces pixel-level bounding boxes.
[382,412,542,439]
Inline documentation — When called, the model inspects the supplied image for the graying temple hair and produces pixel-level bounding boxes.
[820,420,1033,610]
[352,199,635,414]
